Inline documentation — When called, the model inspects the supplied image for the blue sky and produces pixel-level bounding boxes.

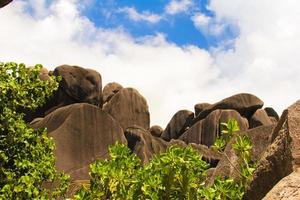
[82,0,237,49]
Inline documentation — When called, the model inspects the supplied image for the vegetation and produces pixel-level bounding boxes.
[75,119,256,200]
[0,62,69,199]
[0,62,256,199]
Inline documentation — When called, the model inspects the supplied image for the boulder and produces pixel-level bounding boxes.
[25,65,103,122]
[125,126,169,164]
[194,103,211,117]
[270,100,300,170]
[161,110,194,141]
[192,93,263,125]
[208,125,276,187]
[264,107,279,121]
[180,109,248,147]
[53,65,103,107]
[0,0,12,8]
[262,169,300,200]
[150,125,163,137]
[102,82,123,104]
[249,109,274,128]
[30,103,126,180]
[244,116,293,200]
[103,88,150,130]
[125,126,222,166]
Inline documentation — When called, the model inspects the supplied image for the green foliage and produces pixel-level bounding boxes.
[75,144,209,200]
[213,119,240,151]
[76,119,256,200]
[0,62,69,199]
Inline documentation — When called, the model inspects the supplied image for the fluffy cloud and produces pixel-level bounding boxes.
[192,12,225,36]
[165,0,193,15]
[118,6,162,23]
[0,0,300,127]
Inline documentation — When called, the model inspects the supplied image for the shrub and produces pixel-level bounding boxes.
[0,62,69,199]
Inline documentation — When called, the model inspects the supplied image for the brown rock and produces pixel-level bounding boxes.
[208,125,276,186]
[103,88,150,130]
[31,103,126,180]
[271,100,300,170]
[244,117,293,200]
[150,125,163,137]
[193,93,263,125]
[54,65,103,107]
[161,110,194,141]
[264,107,279,121]
[125,126,222,166]
[0,0,12,8]
[194,103,211,117]
[125,126,168,164]
[180,109,249,147]
[102,82,123,104]
[25,65,103,122]
[262,169,300,200]
[249,109,274,129]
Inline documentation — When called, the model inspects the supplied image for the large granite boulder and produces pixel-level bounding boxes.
[244,115,293,200]
[125,126,168,164]
[262,169,300,200]
[208,125,276,186]
[25,65,103,122]
[270,100,300,170]
[53,65,103,107]
[102,82,123,104]
[180,109,248,147]
[0,0,12,8]
[30,103,126,180]
[249,109,274,129]
[125,126,222,166]
[192,93,263,125]
[161,110,194,141]
[103,88,150,130]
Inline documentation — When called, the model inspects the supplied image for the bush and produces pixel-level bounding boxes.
[0,62,69,199]
[75,119,256,200]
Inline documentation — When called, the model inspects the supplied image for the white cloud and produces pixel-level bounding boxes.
[118,6,162,23]
[192,12,225,36]
[1,0,300,128]
[165,0,193,15]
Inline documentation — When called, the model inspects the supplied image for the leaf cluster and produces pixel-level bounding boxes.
[0,62,69,199]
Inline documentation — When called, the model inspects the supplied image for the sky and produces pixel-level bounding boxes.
[0,0,300,127]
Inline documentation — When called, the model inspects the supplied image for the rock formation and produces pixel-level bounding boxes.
[25,64,300,199]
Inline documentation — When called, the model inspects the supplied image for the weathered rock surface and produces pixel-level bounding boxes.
[180,109,248,147]
[150,125,164,137]
[0,0,12,8]
[270,100,300,170]
[31,103,126,180]
[25,65,103,122]
[208,125,275,186]
[125,126,222,166]
[264,107,279,121]
[102,82,123,104]
[262,169,300,200]
[249,109,274,128]
[192,93,263,125]
[194,103,211,117]
[53,65,103,107]
[125,126,169,164]
[244,117,293,200]
[161,110,194,141]
[103,88,150,130]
